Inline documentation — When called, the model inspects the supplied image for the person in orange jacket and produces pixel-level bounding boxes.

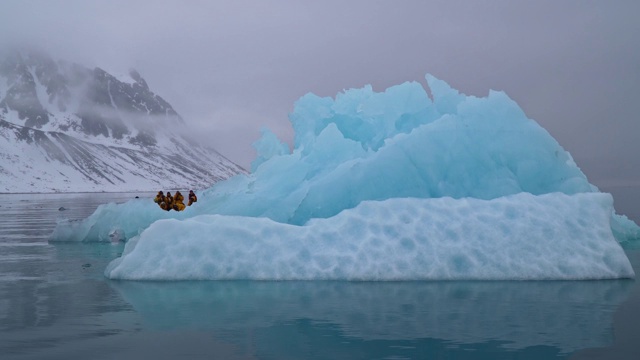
[173,191,186,211]
[164,192,174,211]
[188,190,198,206]
[154,191,167,210]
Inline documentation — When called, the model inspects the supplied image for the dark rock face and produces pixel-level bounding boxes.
[0,53,50,128]
[1,51,184,142]
[0,50,245,192]
[26,50,71,112]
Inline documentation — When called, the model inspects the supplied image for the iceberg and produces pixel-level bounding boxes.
[105,192,633,280]
[50,74,638,280]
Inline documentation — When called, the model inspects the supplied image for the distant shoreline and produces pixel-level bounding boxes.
[0,191,158,195]
[0,190,192,194]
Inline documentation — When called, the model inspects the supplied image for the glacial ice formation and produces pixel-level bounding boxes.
[50,74,638,280]
[105,192,633,280]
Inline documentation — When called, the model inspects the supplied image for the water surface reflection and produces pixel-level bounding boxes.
[111,277,632,355]
[1,193,638,359]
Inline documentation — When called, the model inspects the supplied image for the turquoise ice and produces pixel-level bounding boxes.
[51,74,638,280]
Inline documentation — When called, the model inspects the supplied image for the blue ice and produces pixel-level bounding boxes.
[51,74,638,280]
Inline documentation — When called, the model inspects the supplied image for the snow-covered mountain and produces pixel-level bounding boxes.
[0,50,245,193]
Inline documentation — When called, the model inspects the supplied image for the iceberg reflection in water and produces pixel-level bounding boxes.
[110,278,633,356]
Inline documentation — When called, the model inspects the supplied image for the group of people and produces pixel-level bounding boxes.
[154,190,197,211]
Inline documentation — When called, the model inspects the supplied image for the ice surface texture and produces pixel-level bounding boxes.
[104,192,633,280]
[51,74,638,280]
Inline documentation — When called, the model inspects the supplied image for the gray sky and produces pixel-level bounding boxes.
[2,0,639,220]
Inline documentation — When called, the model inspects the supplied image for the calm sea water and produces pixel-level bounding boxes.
[1,193,638,360]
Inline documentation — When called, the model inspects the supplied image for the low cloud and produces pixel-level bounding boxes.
[1,0,639,180]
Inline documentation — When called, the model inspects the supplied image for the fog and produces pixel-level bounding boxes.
[1,0,639,220]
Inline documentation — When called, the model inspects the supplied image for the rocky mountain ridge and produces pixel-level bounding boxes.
[0,51,244,192]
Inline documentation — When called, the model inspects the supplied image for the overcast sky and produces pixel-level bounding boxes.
[2,0,639,218]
